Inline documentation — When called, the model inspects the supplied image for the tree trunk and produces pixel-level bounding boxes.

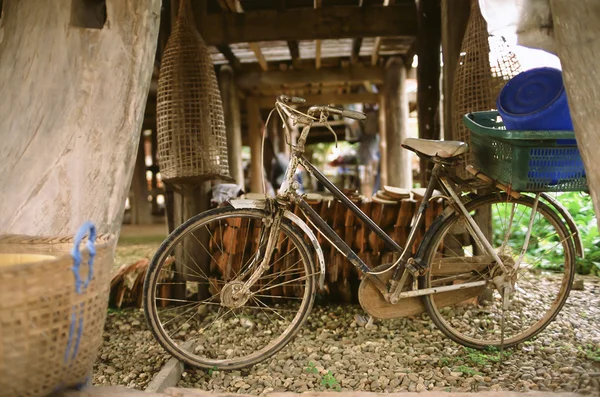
[550,0,600,225]
[384,58,412,189]
[0,0,161,236]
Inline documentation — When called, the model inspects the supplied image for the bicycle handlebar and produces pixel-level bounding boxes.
[278,94,306,104]
[276,95,366,121]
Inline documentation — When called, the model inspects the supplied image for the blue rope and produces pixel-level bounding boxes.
[64,222,97,366]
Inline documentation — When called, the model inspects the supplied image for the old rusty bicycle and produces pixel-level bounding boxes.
[144,94,580,369]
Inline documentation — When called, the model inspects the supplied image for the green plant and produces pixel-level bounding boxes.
[321,371,341,391]
[305,361,319,374]
[207,365,218,376]
[463,347,511,365]
[578,344,600,362]
[439,357,453,366]
[491,192,600,275]
[455,365,482,376]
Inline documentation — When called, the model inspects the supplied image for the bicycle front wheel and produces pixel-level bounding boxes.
[421,193,575,349]
[143,207,317,369]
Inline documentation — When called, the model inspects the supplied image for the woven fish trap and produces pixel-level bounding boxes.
[0,225,115,397]
[156,0,231,183]
[452,0,522,182]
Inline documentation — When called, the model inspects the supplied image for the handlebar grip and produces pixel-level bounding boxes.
[341,109,367,121]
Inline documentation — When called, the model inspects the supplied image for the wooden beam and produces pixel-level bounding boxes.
[315,40,322,69]
[200,5,418,46]
[385,58,412,189]
[370,0,394,66]
[247,98,264,194]
[287,40,300,68]
[441,0,470,140]
[236,65,384,89]
[351,38,363,63]
[219,65,244,186]
[371,37,382,66]
[416,0,441,185]
[216,45,241,70]
[249,42,268,71]
[256,92,379,108]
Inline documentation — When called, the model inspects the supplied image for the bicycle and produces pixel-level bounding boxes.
[143,94,581,370]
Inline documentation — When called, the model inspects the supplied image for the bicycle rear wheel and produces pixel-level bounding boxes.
[143,207,317,369]
[421,193,575,348]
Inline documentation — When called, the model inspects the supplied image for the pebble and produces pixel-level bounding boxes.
[92,275,599,393]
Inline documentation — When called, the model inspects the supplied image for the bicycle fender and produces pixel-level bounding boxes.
[229,199,326,289]
[540,193,584,258]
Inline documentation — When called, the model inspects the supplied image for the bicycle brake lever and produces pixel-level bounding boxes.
[321,113,339,148]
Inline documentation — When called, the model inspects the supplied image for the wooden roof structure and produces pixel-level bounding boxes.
[145,0,428,138]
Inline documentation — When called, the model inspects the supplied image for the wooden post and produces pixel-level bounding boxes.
[378,94,388,188]
[0,0,160,236]
[550,0,600,225]
[417,0,441,185]
[131,133,152,225]
[150,129,160,215]
[384,58,412,189]
[218,65,244,187]
[247,98,264,194]
[441,0,470,141]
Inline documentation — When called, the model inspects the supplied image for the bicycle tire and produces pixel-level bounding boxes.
[419,193,575,349]
[143,206,317,369]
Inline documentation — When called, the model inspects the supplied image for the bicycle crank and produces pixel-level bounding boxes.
[358,264,426,319]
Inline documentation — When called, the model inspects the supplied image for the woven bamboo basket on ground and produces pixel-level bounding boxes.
[452,0,522,182]
[156,0,231,183]
[0,224,115,397]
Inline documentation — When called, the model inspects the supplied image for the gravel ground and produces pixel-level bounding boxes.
[93,275,600,394]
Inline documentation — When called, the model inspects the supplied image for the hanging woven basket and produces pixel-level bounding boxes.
[156,0,231,183]
[452,0,522,181]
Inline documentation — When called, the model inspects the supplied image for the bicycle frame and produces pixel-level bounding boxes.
[247,98,511,301]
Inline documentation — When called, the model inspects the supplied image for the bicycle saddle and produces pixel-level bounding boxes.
[401,138,468,158]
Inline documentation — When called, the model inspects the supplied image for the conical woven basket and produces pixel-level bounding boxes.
[0,226,115,397]
[156,0,231,183]
[452,0,522,181]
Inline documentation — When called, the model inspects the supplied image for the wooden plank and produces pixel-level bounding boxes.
[237,65,384,89]
[248,42,268,71]
[199,5,418,46]
[256,92,379,108]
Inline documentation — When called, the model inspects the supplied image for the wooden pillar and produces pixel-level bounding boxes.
[150,129,160,215]
[384,58,412,189]
[550,0,600,225]
[0,0,160,236]
[378,94,388,187]
[247,98,264,194]
[131,133,152,225]
[218,65,244,187]
[441,0,470,141]
[417,0,442,185]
